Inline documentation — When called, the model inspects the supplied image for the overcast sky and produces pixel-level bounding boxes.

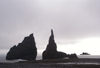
[0,0,100,55]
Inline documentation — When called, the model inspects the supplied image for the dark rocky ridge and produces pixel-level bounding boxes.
[6,34,37,60]
[42,29,68,60]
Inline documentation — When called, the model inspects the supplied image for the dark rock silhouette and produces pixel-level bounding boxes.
[42,29,68,60]
[6,34,37,60]
[80,52,90,55]
[68,54,78,59]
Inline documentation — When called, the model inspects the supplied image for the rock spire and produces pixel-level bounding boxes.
[42,29,67,60]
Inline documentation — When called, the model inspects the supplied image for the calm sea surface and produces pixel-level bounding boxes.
[0,53,100,63]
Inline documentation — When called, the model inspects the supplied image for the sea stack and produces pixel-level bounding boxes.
[42,29,67,60]
[6,34,37,60]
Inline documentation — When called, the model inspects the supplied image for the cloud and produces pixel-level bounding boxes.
[0,0,100,50]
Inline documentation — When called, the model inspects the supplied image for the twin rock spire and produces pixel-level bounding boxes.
[6,29,76,60]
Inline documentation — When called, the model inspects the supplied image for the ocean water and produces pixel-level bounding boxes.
[0,49,100,63]
[78,55,100,59]
[0,54,100,63]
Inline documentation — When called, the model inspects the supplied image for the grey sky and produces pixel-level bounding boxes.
[0,0,100,54]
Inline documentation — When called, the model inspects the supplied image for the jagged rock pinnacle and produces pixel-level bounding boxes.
[6,33,37,60]
[51,29,54,39]
[49,29,55,44]
[29,33,33,37]
[42,29,67,60]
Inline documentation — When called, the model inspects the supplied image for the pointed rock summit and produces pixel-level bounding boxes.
[46,29,57,52]
[42,29,67,60]
[6,34,37,60]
